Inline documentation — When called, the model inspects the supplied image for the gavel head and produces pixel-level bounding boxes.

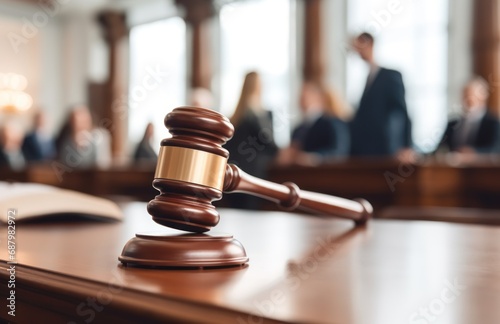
[147,106,234,233]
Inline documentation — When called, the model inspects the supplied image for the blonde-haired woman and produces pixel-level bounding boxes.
[321,85,352,121]
[277,81,350,166]
[224,71,278,209]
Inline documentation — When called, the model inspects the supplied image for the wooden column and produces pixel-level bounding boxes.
[303,0,326,84]
[97,11,128,159]
[473,0,500,116]
[176,0,214,89]
[191,19,212,89]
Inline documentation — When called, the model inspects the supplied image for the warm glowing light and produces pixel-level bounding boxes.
[0,73,32,112]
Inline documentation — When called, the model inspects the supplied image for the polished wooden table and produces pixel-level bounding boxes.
[1,203,500,323]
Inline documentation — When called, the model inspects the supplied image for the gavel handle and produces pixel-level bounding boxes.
[223,164,372,225]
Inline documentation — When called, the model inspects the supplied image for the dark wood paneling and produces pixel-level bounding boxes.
[473,0,500,115]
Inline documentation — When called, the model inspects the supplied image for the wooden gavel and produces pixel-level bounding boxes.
[147,106,373,233]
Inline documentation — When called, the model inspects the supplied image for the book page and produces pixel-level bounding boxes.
[0,182,123,223]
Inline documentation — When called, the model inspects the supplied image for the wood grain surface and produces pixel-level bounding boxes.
[1,203,499,323]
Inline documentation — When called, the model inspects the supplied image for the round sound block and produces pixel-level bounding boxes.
[119,232,249,269]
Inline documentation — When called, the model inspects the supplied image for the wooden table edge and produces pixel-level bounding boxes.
[0,261,294,324]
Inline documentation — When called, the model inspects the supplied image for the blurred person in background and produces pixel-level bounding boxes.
[277,81,350,166]
[0,121,26,170]
[55,105,99,169]
[224,71,278,209]
[322,84,352,122]
[436,77,500,156]
[349,32,413,161]
[22,110,55,162]
[133,122,157,163]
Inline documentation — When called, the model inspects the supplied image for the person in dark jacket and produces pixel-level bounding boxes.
[133,122,157,163]
[0,121,26,171]
[55,105,99,169]
[437,77,500,154]
[349,32,413,160]
[22,110,55,162]
[224,71,278,209]
[277,81,350,166]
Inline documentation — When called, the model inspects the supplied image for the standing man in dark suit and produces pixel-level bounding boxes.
[350,32,413,159]
[437,77,499,154]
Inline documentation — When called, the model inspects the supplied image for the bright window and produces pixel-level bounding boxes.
[219,0,293,146]
[128,17,186,150]
[347,0,449,152]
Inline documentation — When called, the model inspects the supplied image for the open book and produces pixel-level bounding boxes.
[0,182,122,223]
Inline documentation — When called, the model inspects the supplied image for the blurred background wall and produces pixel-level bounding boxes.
[0,0,482,159]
